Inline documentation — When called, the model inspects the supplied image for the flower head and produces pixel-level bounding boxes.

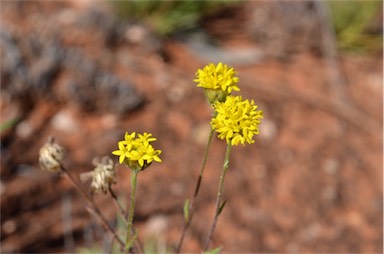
[112,132,162,170]
[194,62,240,104]
[80,157,116,194]
[211,95,263,146]
[39,137,65,172]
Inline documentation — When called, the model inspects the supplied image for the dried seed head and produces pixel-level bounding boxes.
[89,156,116,194]
[39,137,65,172]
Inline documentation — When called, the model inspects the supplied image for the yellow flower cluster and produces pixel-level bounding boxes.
[112,132,162,170]
[194,62,240,104]
[211,95,263,146]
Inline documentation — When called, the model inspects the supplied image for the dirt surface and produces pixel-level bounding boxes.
[1,1,383,253]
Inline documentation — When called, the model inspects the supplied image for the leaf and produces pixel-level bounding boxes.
[0,118,20,133]
[204,246,222,254]
[126,229,138,251]
[183,198,190,222]
[218,200,226,215]
[194,175,202,196]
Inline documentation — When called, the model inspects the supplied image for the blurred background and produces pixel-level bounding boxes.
[1,0,382,253]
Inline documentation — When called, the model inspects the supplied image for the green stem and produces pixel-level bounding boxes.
[125,169,139,253]
[203,142,232,252]
[109,186,128,223]
[175,128,215,253]
[195,128,215,198]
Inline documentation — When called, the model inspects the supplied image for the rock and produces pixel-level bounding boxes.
[246,1,322,59]
[179,30,264,65]
[1,16,143,115]
[50,110,79,133]
[259,118,277,142]
[144,215,169,238]
[66,67,142,114]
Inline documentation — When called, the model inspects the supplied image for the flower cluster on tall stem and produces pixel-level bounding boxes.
[192,62,263,252]
[112,131,162,252]
[112,132,162,171]
[194,62,240,104]
[211,95,263,146]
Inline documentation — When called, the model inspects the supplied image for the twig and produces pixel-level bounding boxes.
[109,185,144,254]
[125,170,139,253]
[202,142,232,252]
[176,128,215,253]
[109,185,128,223]
[61,194,75,253]
[59,165,125,252]
[242,74,380,135]
[314,0,348,101]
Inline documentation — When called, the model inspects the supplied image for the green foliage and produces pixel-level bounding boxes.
[183,198,190,222]
[77,197,126,254]
[218,200,226,215]
[0,118,20,133]
[112,0,238,35]
[143,236,170,254]
[327,1,382,53]
[205,246,222,254]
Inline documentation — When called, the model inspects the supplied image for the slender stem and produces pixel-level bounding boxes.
[202,142,232,252]
[194,128,215,198]
[109,186,128,223]
[59,165,125,251]
[125,169,139,253]
[109,185,144,254]
[176,128,215,253]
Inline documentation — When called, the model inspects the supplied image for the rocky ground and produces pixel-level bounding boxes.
[1,1,383,253]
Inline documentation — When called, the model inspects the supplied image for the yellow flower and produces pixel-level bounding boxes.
[112,131,162,170]
[194,62,240,104]
[112,141,130,164]
[122,131,136,150]
[136,132,157,147]
[211,95,263,146]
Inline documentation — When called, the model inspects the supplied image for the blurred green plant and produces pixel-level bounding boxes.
[142,236,170,254]
[78,245,105,254]
[112,0,238,35]
[0,118,20,134]
[327,1,382,53]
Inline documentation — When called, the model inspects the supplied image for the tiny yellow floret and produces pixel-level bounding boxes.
[112,131,162,170]
[211,95,263,146]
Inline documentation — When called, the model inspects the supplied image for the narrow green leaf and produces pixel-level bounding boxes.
[126,229,138,251]
[183,198,190,222]
[218,200,226,215]
[194,175,202,197]
[0,118,20,133]
[204,246,222,254]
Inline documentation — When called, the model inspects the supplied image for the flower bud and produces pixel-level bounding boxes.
[203,88,229,105]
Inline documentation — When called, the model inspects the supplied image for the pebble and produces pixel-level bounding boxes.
[259,118,277,141]
[183,30,264,65]
[144,215,168,237]
[0,180,4,195]
[50,110,79,133]
[323,158,339,175]
[192,122,211,146]
[2,220,17,235]
[15,121,33,138]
